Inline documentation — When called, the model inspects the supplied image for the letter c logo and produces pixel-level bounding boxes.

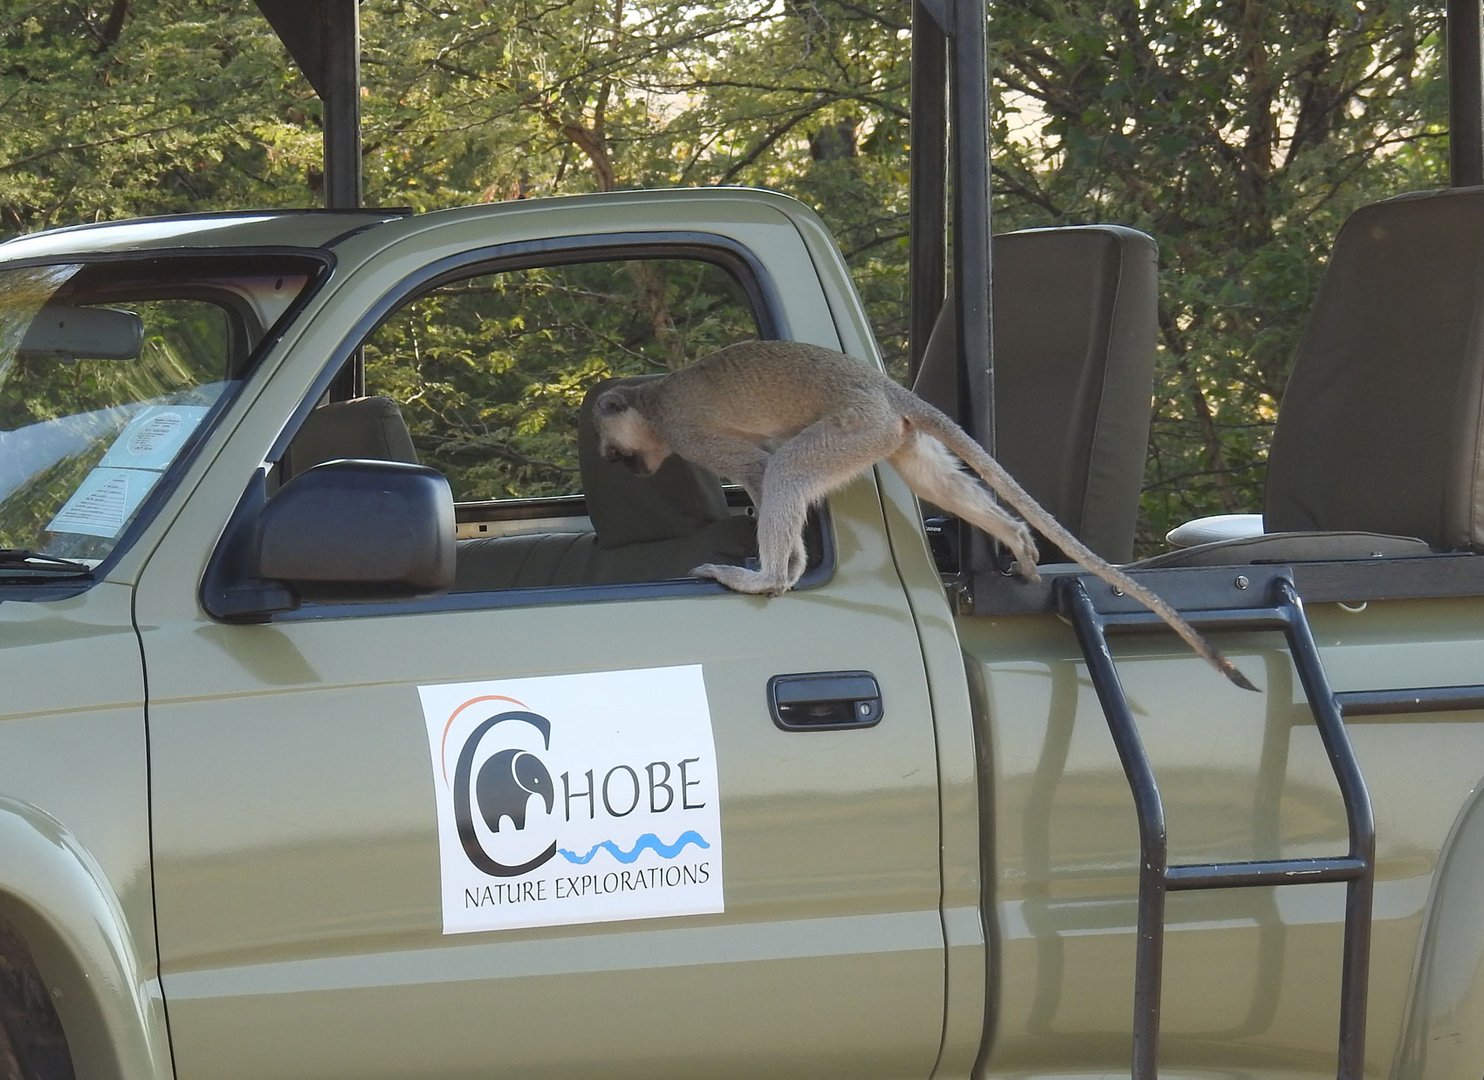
[453,710,557,877]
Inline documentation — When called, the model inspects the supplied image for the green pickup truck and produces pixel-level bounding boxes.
[3,179,1484,1080]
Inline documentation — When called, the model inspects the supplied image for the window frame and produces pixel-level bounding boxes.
[262,232,839,621]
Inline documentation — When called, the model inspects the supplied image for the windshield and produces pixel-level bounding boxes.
[0,254,322,576]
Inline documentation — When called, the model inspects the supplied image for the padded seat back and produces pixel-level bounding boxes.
[575,375,737,549]
[1264,187,1484,551]
[453,377,756,591]
[913,225,1159,562]
[567,374,756,577]
[284,396,419,476]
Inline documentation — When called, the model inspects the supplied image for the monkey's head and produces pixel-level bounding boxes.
[593,385,671,476]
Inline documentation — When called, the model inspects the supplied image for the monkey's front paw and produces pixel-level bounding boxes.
[692,563,793,596]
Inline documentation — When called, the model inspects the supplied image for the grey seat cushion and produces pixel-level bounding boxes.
[1135,531,1433,569]
[454,374,758,590]
[285,396,418,475]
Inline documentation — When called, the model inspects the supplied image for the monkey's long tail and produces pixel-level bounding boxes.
[900,395,1259,692]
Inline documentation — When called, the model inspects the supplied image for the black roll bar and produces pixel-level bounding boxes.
[254,0,363,209]
[1450,0,1484,185]
[909,0,998,584]
[908,0,993,451]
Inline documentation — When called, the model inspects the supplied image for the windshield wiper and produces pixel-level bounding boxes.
[0,549,94,576]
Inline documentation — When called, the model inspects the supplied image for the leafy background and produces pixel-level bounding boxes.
[0,0,1450,549]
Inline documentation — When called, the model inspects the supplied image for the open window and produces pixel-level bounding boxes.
[277,248,829,607]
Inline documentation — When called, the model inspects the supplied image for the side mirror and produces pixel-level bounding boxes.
[258,458,455,599]
[203,459,455,621]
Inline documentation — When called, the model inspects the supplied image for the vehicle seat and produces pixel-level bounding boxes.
[1145,187,1484,568]
[912,224,1159,563]
[283,395,419,477]
[454,376,756,589]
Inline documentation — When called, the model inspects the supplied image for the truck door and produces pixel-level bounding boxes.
[137,229,948,1079]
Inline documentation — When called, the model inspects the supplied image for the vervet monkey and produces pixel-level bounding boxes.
[594,340,1256,691]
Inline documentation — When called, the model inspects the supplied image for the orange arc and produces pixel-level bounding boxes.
[440,694,529,786]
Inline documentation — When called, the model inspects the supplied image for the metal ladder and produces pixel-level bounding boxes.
[1055,567,1375,1080]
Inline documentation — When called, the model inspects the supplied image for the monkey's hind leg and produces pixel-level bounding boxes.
[888,431,1042,579]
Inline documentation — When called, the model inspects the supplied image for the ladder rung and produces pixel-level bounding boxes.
[1097,605,1290,633]
[1166,856,1368,890]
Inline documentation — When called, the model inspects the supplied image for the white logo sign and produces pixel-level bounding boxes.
[420,665,723,934]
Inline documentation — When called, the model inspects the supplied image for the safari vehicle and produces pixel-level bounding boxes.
[4,3,1484,1080]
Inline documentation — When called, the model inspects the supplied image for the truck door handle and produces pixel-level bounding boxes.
[767,671,883,731]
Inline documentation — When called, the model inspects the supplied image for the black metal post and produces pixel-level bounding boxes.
[906,0,997,586]
[1449,0,1484,187]
[254,0,362,209]
[320,0,362,210]
[908,0,948,384]
[949,0,996,581]
[948,0,994,461]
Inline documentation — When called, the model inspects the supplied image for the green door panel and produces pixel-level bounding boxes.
[138,477,947,1080]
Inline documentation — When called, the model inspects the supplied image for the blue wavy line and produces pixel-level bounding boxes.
[558,831,710,865]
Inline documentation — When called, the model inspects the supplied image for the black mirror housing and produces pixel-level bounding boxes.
[256,459,455,600]
[203,459,456,621]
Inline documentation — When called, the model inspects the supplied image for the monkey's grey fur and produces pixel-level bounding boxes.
[593,340,1256,691]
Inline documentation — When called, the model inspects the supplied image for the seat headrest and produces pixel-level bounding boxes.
[577,376,731,549]
[286,396,418,476]
[1264,187,1484,550]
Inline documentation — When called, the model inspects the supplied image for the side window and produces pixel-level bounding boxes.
[363,258,756,503]
[301,255,800,596]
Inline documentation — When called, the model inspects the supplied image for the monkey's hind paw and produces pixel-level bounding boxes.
[1005,527,1041,579]
[1010,558,1042,583]
[1009,557,1044,581]
[692,563,793,596]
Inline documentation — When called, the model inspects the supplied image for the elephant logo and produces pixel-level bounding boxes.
[452,710,557,877]
[477,749,554,832]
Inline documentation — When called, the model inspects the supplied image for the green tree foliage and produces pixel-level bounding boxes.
[0,1,323,226]
[0,0,1451,547]
[361,257,758,499]
[989,0,1448,540]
